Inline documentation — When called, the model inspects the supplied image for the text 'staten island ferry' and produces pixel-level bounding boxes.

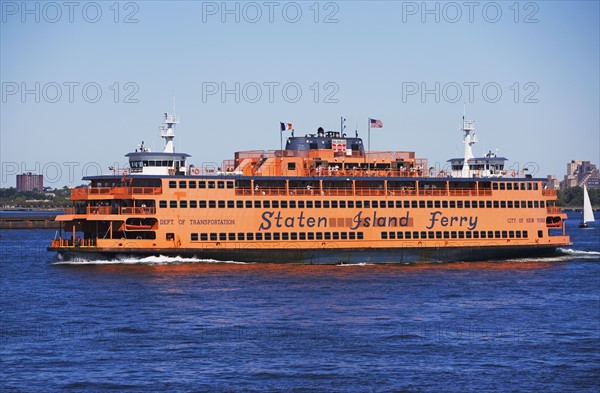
[49,113,571,263]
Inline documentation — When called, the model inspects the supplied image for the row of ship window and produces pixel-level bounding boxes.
[380,230,531,240]
[169,180,234,189]
[159,199,547,209]
[190,232,365,241]
[167,180,539,191]
[187,230,534,242]
[492,182,539,191]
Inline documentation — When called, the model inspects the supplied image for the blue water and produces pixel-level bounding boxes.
[1,214,599,392]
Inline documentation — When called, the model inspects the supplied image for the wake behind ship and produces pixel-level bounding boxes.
[49,113,571,263]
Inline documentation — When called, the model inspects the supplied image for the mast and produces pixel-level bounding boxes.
[460,116,477,177]
[160,112,179,153]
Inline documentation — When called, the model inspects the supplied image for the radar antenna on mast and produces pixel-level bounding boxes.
[459,107,477,177]
[159,112,179,153]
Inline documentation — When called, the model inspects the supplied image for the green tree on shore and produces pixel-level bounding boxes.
[556,186,600,207]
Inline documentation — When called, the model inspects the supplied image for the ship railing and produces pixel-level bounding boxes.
[419,189,451,196]
[233,187,494,198]
[252,188,288,196]
[88,206,112,215]
[542,189,557,196]
[312,169,426,178]
[71,188,90,197]
[321,188,355,196]
[386,188,418,196]
[120,207,156,215]
[446,189,483,197]
[63,206,156,216]
[288,188,319,196]
[547,206,563,214]
[365,151,416,160]
[71,186,162,198]
[265,149,365,159]
[355,188,389,196]
[51,238,97,248]
[112,187,162,195]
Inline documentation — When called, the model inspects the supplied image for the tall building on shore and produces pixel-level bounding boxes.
[560,160,599,189]
[16,172,43,192]
[545,175,560,190]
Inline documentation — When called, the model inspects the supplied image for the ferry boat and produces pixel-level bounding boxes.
[49,113,571,263]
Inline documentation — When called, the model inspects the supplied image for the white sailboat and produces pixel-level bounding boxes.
[579,184,595,228]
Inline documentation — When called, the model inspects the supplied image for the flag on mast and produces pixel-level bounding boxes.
[280,122,293,131]
[370,118,383,128]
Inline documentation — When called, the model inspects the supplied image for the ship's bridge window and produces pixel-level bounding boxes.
[288,163,296,170]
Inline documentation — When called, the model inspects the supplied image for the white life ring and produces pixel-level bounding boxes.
[193,168,200,175]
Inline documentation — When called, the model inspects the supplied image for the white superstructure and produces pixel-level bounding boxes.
[448,117,508,178]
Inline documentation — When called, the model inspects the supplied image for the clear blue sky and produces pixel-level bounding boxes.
[1,1,599,187]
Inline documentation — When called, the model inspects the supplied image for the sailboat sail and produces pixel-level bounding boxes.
[582,185,595,224]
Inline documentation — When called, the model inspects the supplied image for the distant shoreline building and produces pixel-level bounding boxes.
[560,160,599,189]
[545,175,560,190]
[16,172,43,192]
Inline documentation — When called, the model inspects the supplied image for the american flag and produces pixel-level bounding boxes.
[370,118,383,128]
